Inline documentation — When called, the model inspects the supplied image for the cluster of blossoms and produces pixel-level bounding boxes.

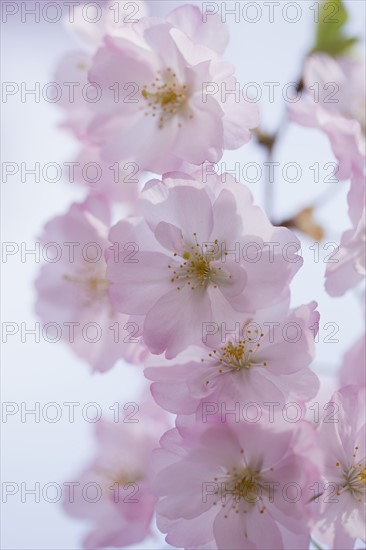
[35,1,365,548]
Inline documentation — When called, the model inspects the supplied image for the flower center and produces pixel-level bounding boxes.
[202,328,268,384]
[168,234,224,291]
[184,251,213,281]
[358,467,366,485]
[229,468,262,503]
[63,270,110,305]
[106,469,142,486]
[335,447,366,501]
[141,68,192,128]
[212,458,270,522]
[94,464,142,499]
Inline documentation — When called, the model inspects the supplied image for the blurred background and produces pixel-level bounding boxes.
[1,1,365,548]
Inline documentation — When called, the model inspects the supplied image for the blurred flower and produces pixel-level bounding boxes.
[55,1,148,202]
[35,196,148,372]
[312,385,366,549]
[289,53,365,179]
[55,0,148,136]
[325,170,365,296]
[64,396,168,549]
[339,334,366,388]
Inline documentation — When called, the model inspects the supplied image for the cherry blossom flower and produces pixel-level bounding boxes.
[63,396,168,549]
[305,373,337,426]
[325,169,365,296]
[106,173,303,358]
[56,3,231,140]
[153,419,320,549]
[86,7,258,173]
[54,52,142,204]
[54,1,148,202]
[55,0,148,137]
[145,302,320,416]
[289,53,365,179]
[325,206,365,295]
[339,334,366,388]
[54,49,94,141]
[54,4,237,191]
[312,385,366,549]
[35,197,148,372]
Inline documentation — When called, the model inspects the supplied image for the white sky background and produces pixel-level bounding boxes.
[1,1,365,549]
